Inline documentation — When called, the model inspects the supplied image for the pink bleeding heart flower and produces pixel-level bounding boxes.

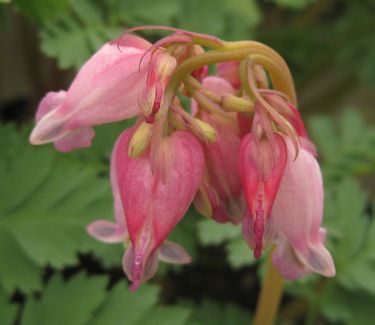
[239,106,287,258]
[29,34,176,152]
[193,77,245,223]
[271,138,335,279]
[87,127,196,286]
[115,127,204,290]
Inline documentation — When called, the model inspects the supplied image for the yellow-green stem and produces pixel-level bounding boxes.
[167,45,296,105]
[253,255,284,325]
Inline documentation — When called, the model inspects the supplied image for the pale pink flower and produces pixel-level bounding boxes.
[271,138,335,279]
[29,35,176,152]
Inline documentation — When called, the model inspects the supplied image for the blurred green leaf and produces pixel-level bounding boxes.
[178,0,260,39]
[326,178,375,292]
[321,286,375,324]
[309,109,375,180]
[22,275,192,325]
[0,229,42,293]
[36,0,262,70]
[91,282,159,325]
[0,285,18,325]
[40,0,122,69]
[22,273,107,325]
[197,219,256,269]
[197,219,240,245]
[14,0,70,24]
[188,300,251,325]
[137,306,191,325]
[271,0,315,9]
[225,237,254,269]
[0,124,116,293]
[114,0,180,26]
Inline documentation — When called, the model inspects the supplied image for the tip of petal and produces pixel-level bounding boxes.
[86,220,125,243]
[295,243,336,278]
[129,280,141,292]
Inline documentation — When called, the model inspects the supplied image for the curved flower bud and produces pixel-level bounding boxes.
[139,52,177,123]
[30,35,152,150]
[115,128,204,290]
[271,138,335,279]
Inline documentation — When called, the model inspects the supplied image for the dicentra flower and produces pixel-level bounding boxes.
[30,26,335,289]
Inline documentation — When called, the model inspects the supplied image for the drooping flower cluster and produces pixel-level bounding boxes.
[30,26,335,290]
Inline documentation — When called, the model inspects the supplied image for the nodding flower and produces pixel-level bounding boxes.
[87,128,197,289]
[30,25,335,288]
[115,126,204,290]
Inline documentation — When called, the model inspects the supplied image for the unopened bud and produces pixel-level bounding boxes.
[128,122,154,158]
[189,44,205,57]
[221,94,254,113]
[194,119,216,143]
[155,52,177,83]
[139,86,157,118]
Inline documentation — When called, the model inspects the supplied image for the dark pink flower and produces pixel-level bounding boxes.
[115,127,204,290]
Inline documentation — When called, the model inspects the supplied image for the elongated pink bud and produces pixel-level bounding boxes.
[115,128,204,289]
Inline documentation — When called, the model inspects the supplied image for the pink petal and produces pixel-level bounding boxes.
[35,91,66,122]
[217,61,241,89]
[30,42,150,146]
[122,244,159,291]
[54,127,94,152]
[87,220,125,243]
[271,138,335,277]
[158,240,192,264]
[110,135,127,230]
[115,128,204,287]
[111,34,152,50]
[201,76,235,95]
[272,236,307,280]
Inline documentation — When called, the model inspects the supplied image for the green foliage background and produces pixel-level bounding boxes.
[1,0,375,324]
